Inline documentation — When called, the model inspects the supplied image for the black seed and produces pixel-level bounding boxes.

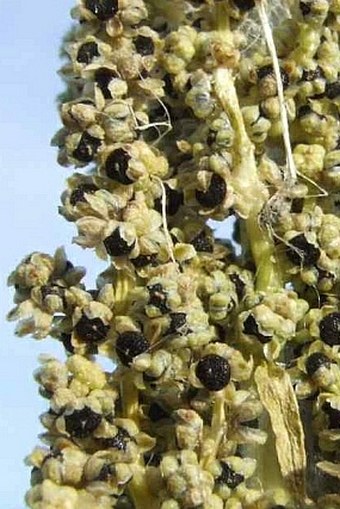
[147,283,170,314]
[148,403,170,422]
[104,228,136,257]
[322,402,340,429]
[191,230,213,253]
[195,174,227,209]
[233,0,255,10]
[75,314,109,343]
[72,131,101,163]
[319,312,340,346]
[103,427,131,450]
[229,273,246,301]
[64,406,101,438]
[134,35,155,56]
[144,452,162,466]
[290,198,304,213]
[41,285,65,301]
[60,333,75,354]
[116,331,149,366]
[286,234,320,266]
[301,66,324,82]
[216,462,245,488]
[84,0,118,21]
[104,148,133,184]
[299,1,311,15]
[77,41,99,64]
[70,183,98,205]
[243,314,272,344]
[163,74,178,99]
[196,354,231,391]
[306,352,331,377]
[167,312,187,335]
[95,68,118,99]
[257,64,289,89]
[131,253,158,268]
[97,464,114,481]
[154,184,184,216]
[325,81,340,99]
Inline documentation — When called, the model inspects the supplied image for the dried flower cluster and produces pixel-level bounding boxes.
[7,0,340,508]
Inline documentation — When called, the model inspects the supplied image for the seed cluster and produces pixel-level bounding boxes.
[7,0,340,507]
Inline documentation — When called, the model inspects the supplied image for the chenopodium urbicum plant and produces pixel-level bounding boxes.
[8,0,340,507]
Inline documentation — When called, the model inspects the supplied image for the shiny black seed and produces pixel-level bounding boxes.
[233,0,255,10]
[319,312,340,346]
[147,283,170,314]
[243,314,272,344]
[163,74,178,99]
[103,427,131,450]
[116,331,149,366]
[191,230,213,253]
[97,464,114,481]
[306,352,331,377]
[73,132,101,163]
[76,41,99,64]
[104,228,135,257]
[75,314,109,343]
[167,312,187,335]
[325,81,340,99]
[290,198,304,213]
[131,253,158,268]
[60,333,75,354]
[257,65,289,89]
[64,406,101,438]
[154,184,184,216]
[134,35,155,56]
[229,273,246,301]
[95,68,118,99]
[322,402,340,429]
[196,354,231,391]
[299,1,311,15]
[301,66,324,82]
[148,403,170,422]
[195,174,227,209]
[84,0,118,21]
[286,234,320,266]
[70,183,98,205]
[105,149,133,184]
[216,462,244,488]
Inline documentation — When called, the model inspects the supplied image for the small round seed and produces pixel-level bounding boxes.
[319,312,340,346]
[64,406,101,438]
[305,352,331,376]
[195,174,227,209]
[116,331,149,366]
[196,354,231,391]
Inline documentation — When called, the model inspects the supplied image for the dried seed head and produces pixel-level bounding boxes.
[305,352,331,376]
[64,406,101,438]
[195,173,227,209]
[286,234,320,266]
[319,312,340,346]
[195,354,231,391]
[116,331,149,366]
[75,314,110,343]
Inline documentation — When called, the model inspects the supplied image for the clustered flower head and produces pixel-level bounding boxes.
[7,0,340,507]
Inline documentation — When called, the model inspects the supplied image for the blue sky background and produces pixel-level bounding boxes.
[0,3,232,506]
